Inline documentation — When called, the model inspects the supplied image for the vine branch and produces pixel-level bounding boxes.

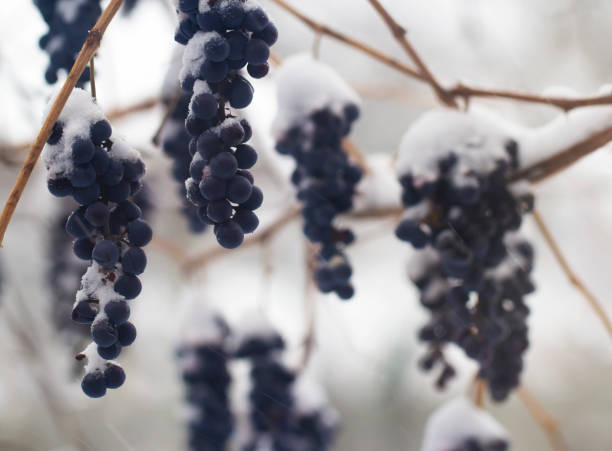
[271,0,612,111]
[517,386,570,451]
[365,0,457,108]
[0,0,125,247]
[509,125,612,183]
[532,209,612,341]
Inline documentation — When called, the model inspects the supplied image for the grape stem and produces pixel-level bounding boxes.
[0,0,126,248]
[298,242,318,371]
[271,0,612,111]
[89,56,97,100]
[532,209,612,342]
[517,386,570,451]
[472,377,487,408]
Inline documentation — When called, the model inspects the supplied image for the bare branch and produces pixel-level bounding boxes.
[509,125,612,183]
[0,0,125,247]
[532,209,612,342]
[271,0,612,112]
[269,0,424,80]
[517,386,570,451]
[365,0,457,108]
[183,207,301,272]
[449,83,612,112]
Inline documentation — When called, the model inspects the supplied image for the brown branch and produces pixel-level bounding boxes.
[106,96,158,121]
[152,86,182,146]
[517,386,570,451]
[269,0,424,81]
[365,0,457,108]
[0,0,125,247]
[509,125,612,184]
[183,207,300,272]
[342,138,370,174]
[299,242,318,371]
[271,0,612,112]
[450,83,612,112]
[89,56,97,100]
[532,209,612,341]
[473,377,487,408]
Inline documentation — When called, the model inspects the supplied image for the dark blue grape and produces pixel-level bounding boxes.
[114,275,142,300]
[92,240,120,268]
[121,247,147,275]
[104,363,126,389]
[127,220,152,247]
[82,371,107,398]
[73,238,95,260]
[104,300,130,325]
[215,221,244,249]
[92,319,118,347]
[117,321,137,346]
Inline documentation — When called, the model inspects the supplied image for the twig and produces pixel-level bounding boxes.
[106,97,159,121]
[449,83,612,112]
[517,386,570,451]
[299,242,318,371]
[152,86,183,146]
[473,377,487,408]
[509,125,612,183]
[342,138,370,174]
[365,0,457,108]
[532,209,612,341]
[270,0,612,112]
[269,0,424,80]
[183,207,301,272]
[89,56,97,100]
[0,0,125,247]
[150,235,188,265]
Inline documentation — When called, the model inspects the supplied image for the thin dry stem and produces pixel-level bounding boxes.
[343,138,370,174]
[473,378,487,408]
[365,0,457,108]
[89,56,97,99]
[299,242,318,371]
[269,0,424,80]
[532,209,612,341]
[271,0,612,111]
[0,0,125,247]
[152,86,183,146]
[509,125,612,183]
[183,207,301,272]
[517,386,570,451]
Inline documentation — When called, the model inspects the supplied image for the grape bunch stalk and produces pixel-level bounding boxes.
[33,0,102,85]
[395,111,535,400]
[174,0,278,248]
[274,55,363,300]
[43,88,152,397]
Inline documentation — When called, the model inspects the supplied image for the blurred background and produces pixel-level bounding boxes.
[1,0,612,450]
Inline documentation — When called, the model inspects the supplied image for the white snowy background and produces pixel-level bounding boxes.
[0,0,611,450]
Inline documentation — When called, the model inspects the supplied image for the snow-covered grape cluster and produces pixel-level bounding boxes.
[396,111,534,400]
[274,55,363,300]
[178,310,338,451]
[43,89,152,397]
[33,0,101,85]
[420,397,510,451]
[173,0,277,248]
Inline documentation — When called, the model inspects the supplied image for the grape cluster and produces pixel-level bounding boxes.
[395,115,535,400]
[178,310,338,450]
[174,0,278,248]
[449,438,509,451]
[178,316,234,450]
[236,323,338,451]
[33,0,101,85]
[413,235,533,401]
[44,89,151,397]
[276,105,362,300]
[160,90,209,233]
[396,139,532,289]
